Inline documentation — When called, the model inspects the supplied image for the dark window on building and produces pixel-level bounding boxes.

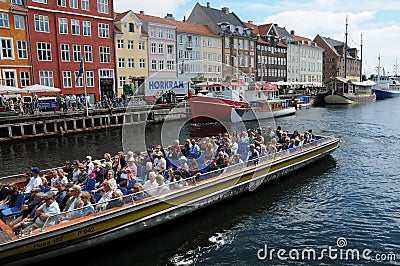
[129,23,134,32]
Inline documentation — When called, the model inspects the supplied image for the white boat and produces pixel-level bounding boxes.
[371,56,400,99]
[295,96,314,108]
[324,77,376,104]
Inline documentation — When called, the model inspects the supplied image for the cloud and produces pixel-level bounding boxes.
[114,0,189,17]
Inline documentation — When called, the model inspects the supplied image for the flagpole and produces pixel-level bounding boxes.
[82,58,88,116]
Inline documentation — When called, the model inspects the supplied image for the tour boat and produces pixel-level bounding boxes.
[0,134,339,265]
[294,96,314,108]
[190,81,296,122]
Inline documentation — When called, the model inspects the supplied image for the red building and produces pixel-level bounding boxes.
[27,0,115,102]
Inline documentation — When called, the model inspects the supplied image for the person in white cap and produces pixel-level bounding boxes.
[153,151,166,175]
[85,155,94,175]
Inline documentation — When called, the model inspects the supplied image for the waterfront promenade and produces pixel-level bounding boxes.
[0,102,188,142]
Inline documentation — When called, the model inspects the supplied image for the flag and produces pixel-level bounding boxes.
[75,57,84,85]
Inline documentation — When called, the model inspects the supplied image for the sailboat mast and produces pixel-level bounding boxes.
[360,33,363,81]
[344,16,348,79]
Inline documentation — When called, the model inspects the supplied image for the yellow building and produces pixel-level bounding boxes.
[201,35,222,82]
[114,11,148,96]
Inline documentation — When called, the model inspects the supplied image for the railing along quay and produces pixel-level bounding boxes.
[0,103,189,142]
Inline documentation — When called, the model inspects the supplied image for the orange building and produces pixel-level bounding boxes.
[0,1,31,88]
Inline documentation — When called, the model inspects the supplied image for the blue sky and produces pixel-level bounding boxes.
[114,0,400,77]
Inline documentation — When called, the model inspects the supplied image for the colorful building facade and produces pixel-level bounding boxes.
[114,10,148,96]
[0,0,31,88]
[27,0,115,101]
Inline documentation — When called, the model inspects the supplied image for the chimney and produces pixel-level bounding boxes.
[139,11,144,15]
[248,20,253,24]
[165,13,175,20]
[206,2,210,8]
[290,30,295,35]
[222,7,229,14]
[274,23,278,27]
[183,16,186,22]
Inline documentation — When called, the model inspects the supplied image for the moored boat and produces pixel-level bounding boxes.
[371,75,400,100]
[295,96,314,108]
[324,77,376,104]
[0,134,339,265]
[190,81,296,122]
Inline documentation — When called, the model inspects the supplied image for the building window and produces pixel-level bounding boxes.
[117,40,124,49]
[75,71,83,87]
[150,43,156,54]
[17,40,28,59]
[158,43,164,54]
[83,21,91,36]
[97,0,109,14]
[119,76,126,88]
[12,0,23,4]
[127,40,134,50]
[37,42,51,61]
[129,23,134,32]
[0,13,9,28]
[139,58,145,68]
[167,44,173,55]
[98,23,109,38]
[57,0,66,6]
[70,0,78,8]
[34,14,49,32]
[150,27,155,37]
[59,18,68,34]
[0,38,13,59]
[81,0,90,11]
[128,58,134,68]
[84,45,92,62]
[3,70,16,87]
[158,29,163,39]
[151,59,157,71]
[167,60,174,70]
[14,15,25,30]
[60,43,70,62]
[86,71,94,87]
[39,71,54,87]
[118,58,125,68]
[20,72,30,87]
[99,46,110,63]
[159,60,164,71]
[62,71,72,88]
[138,41,145,50]
[71,19,80,35]
[33,0,48,4]
[167,30,174,40]
[73,44,81,62]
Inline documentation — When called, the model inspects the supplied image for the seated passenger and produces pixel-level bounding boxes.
[169,171,187,190]
[96,182,114,211]
[0,183,18,209]
[105,189,124,210]
[142,172,158,197]
[176,156,188,172]
[10,191,44,234]
[130,183,147,201]
[24,191,60,231]
[246,144,259,165]
[155,175,170,195]
[78,191,96,217]
[63,185,83,220]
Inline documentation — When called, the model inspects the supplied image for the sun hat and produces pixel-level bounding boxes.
[179,156,187,161]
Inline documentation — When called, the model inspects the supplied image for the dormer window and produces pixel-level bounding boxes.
[129,23,135,32]
[236,26,243,34]
[229,25,235,32]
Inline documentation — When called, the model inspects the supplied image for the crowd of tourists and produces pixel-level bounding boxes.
[0,126,316,234]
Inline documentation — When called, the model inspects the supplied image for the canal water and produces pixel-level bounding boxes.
[2,97,400,265]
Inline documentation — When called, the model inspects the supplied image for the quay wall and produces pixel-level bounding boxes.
[0,104,189,142]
